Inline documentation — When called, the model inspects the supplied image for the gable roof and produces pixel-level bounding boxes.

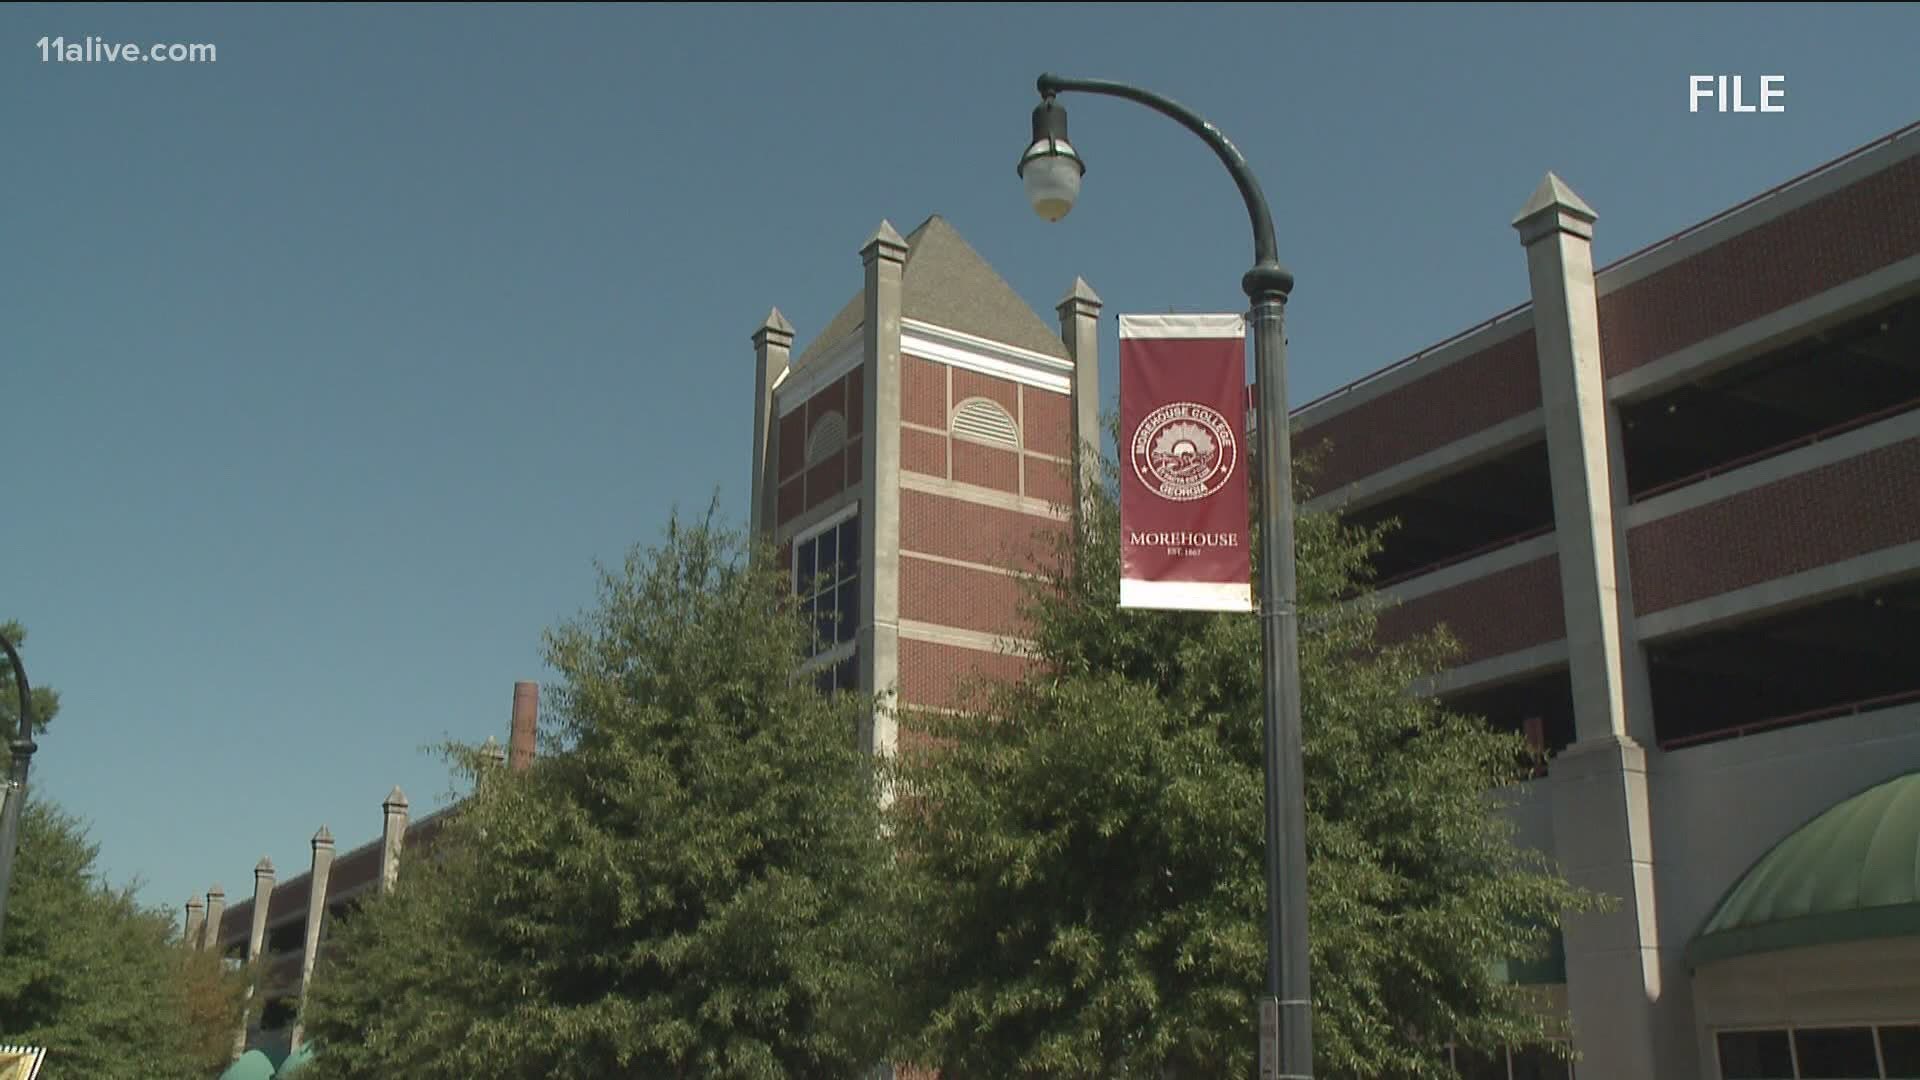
[791,215,1069,367]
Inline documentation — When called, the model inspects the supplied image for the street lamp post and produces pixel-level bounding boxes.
[1018,74,1312,1079]
[0,633,39,954]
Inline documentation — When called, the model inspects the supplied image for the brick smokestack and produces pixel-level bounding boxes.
[508,681,539,773]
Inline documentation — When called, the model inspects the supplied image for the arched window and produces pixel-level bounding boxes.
[806,411,848,465]
[951,397,1019,450]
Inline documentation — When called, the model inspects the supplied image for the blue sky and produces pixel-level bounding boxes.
[4,3,1917,914]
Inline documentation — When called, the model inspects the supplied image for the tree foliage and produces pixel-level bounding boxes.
[0,800,247,1078]
[302,515,906,1078]
[892,478,1592,1078]
[0,621,60,743]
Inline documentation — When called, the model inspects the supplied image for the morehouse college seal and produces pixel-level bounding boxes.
[1130,401,1239,502]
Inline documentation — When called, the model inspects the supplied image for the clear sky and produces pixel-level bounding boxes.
[5,3,1917,915]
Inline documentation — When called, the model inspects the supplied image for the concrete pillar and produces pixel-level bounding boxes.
[380,787,409,894]
[290,825,334,1051]
[1056,277,1103,519]
[752,308,795,539]
[247,858,276,963]
[480,735,506,771]
[858,221,908,758]
[508,680,539,773]
[201,884,226,953]
[183,894,205,948]
[1515,174,1688,1078]
[235,857,275,1061]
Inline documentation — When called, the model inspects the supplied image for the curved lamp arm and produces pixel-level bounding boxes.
[1037,73,1292,299]
[0,635,31,753]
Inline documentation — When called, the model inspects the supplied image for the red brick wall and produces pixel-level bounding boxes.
[900,557,1029,636]
[953,367,1018,416]
[899,489,1065,573]
[1600,155,1920,377]
[1024,454,1072,506]
[1294,330,1541,493]
[898,637,1034,712]
[952,440,1019,494]
[1374,554,1566,665]
[776,370,867,529]
[1629,436,1920,613]
[777,412,806,483]
[1024,388,1071,457]
[903,427,946,479]
[903,355,945,427]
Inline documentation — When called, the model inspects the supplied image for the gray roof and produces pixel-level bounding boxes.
[791,215,1069,367]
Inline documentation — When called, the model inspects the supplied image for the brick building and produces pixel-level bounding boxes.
[187,119,1920,1078]
[752,122,1920,1079]
[196,681,541,1064]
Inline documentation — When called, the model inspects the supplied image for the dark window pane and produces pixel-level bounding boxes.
[840,517,860,573]
[836,655,858,692]
[1718,1030,1795,1079]
[798,538,816,588]
[1796,1028,1879,1079]
[1882,1026,1920,1078]
[836,580,858,643]
[1511,1045,1572,1080]
[814,667,834,695]
[1454,1046,1506,1080]
[817,526,838,581]
[815,606,834,654]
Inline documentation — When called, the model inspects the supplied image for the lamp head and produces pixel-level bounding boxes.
[1017,96,1083,222]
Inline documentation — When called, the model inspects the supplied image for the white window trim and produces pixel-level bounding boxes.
[792,504,860,673]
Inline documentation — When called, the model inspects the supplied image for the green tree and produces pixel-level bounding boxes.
[1,621,61,742]
[0,620,246,1077]
[893,478,1591,1078]
[0,800,247,1078]
[303,515,907,1079]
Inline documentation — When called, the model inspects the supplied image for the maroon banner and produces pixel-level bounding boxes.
[1118,313,1251,611]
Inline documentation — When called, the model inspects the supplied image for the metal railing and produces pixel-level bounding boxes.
[1371,524,1556,593]
[1660,687,1920,751]
[1632,396,1920,502]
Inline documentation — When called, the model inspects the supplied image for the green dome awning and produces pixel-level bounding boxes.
[1689,770,1920,968]
[217,1050,277,1080]
[276,1042,317,1077]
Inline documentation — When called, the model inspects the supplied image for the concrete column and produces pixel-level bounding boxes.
[858,221,907,758]
[247,858,276,963]
[183,894,205,948]
[380,787,409,894]
[235,857,275,1061]
[1515,174,1688,1078]
[508,680,539,773]
[1056,277,1103,519]
[201,884,226,953]
[752,309,795,539]
[290,825,334,1051]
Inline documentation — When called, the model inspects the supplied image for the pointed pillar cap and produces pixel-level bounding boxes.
[384,785,409,811]
[1058,276,1103,313]
[312,825,334,849]
[861,219,909,262]
[208,883,225,899]
[481,735,506,766]
[1513,172,1596,244]
[186,894,205,910]
[255,856,275,877]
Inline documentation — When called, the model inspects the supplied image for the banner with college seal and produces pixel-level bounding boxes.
[1118,313,1252,612]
